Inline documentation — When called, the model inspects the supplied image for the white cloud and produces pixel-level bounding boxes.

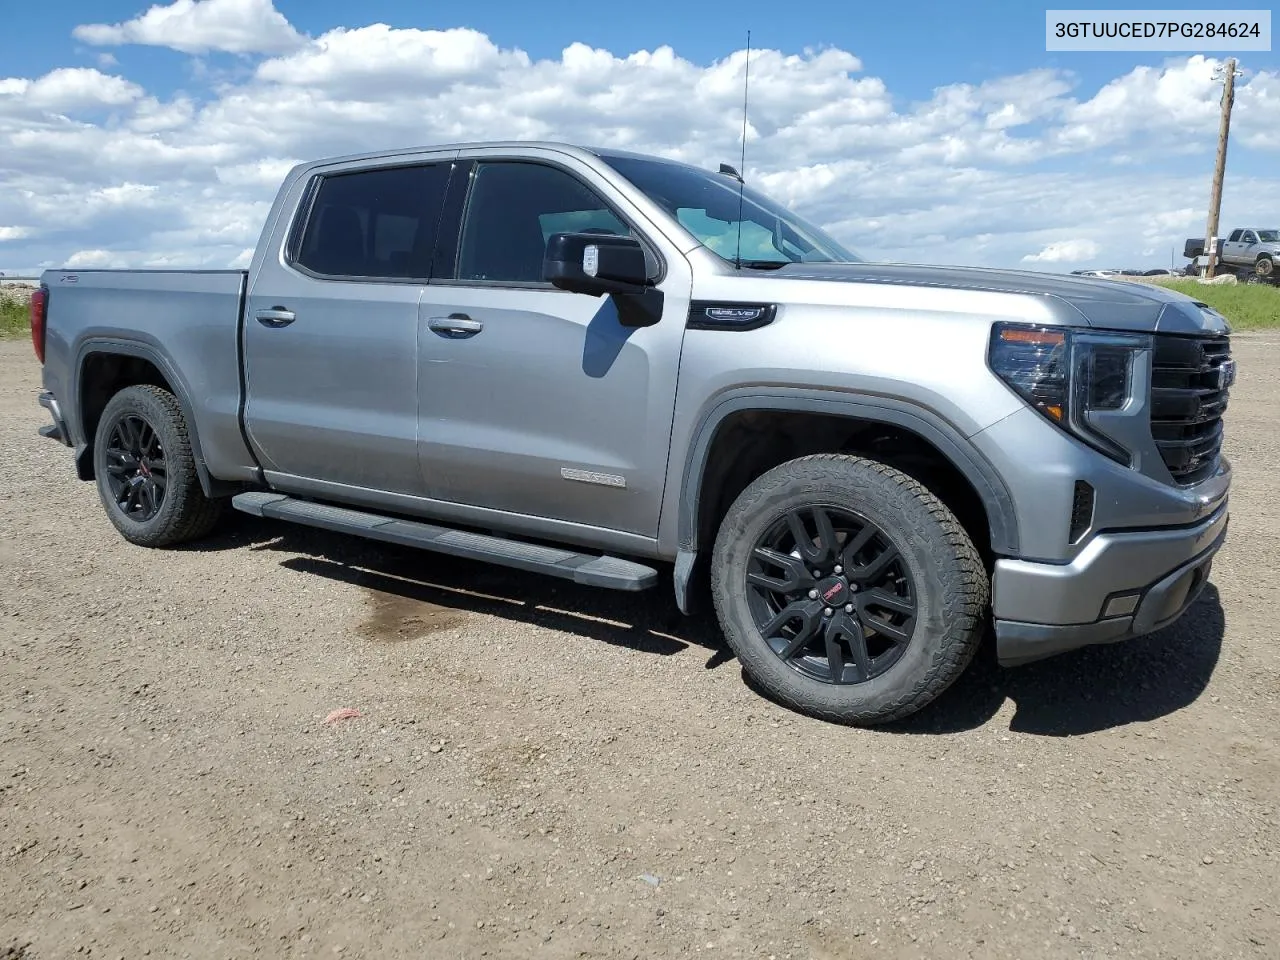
[1022,239,1101,264]
[73,0,304,56]
[0,226,32,242]
[1,26,1277,273]
[3,68,143,110]
[65,249,123,268]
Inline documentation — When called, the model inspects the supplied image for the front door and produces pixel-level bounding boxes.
[416,155,691,537]
[243,157,453,496]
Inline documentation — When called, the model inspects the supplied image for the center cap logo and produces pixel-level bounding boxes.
[818,577,847,606]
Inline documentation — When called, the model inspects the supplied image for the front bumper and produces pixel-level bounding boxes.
[993,504,1228,666]
[38,391,71,446]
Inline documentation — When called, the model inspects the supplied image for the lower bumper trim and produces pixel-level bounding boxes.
[996,526,1223,666]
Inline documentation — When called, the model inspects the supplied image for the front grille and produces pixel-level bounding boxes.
[1150,334,1232,485]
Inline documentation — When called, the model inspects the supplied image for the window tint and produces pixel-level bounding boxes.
[456,162,630,283]
[295,164,450,279]
[1228,230,1243,242]
[1242,231,1257,243]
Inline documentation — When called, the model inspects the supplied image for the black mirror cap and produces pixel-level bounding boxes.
[543,232,649,296]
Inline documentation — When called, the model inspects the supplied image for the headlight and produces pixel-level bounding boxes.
[988,323,1150,465]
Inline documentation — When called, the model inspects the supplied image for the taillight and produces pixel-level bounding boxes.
[30,285,48,364]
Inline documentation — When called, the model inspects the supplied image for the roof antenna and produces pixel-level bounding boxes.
[733,30,751,271]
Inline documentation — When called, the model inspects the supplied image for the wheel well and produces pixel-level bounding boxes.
[76,352,172,480]
[694,410,994,566]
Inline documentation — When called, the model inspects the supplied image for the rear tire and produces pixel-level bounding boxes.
[710,454,988,725]
[93,385,223,547]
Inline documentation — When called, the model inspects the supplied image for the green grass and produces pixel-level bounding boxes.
[0,295,29,339]
[1146,278,1280,331]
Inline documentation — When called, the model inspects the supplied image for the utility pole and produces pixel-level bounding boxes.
[1203,57,1240,279]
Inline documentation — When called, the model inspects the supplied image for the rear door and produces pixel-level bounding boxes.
[243,153,455,496]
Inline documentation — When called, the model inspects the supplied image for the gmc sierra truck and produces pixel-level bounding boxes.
[32,142,1235,725]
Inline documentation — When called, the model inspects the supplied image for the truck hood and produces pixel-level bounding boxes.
[763,262,1231,336]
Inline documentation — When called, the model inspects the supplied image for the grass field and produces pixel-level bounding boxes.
[0,294,29,339]
[1147,278,1280,330]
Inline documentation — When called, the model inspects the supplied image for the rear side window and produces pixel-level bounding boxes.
[456,162,631,283]
[294,164,450,279]
[1228,230,1243,242]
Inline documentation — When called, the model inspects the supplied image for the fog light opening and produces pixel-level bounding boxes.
[1102,592,1141,619]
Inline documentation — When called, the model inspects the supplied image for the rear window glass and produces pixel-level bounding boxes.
[295,164,450,279]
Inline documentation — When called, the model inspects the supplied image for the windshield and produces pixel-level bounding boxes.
[1256,230,1279,242]
[598,153,861,266]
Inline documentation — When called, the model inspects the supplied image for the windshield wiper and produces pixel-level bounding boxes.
[737,259,791,270]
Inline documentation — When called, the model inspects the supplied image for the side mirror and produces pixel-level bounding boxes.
[543,232,649,297]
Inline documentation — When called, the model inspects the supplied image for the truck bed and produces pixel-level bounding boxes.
[39,269,253,483]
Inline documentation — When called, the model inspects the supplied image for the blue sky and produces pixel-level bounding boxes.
[1,0,1276,272]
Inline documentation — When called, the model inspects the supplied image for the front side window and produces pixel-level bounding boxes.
[599,153,861,267]
[456,162,631,283]
[294,163,451,279]
[1241,231,1258,244]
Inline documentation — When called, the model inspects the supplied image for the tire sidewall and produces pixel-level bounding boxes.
[93,388,190,544]
[713,459,975,720]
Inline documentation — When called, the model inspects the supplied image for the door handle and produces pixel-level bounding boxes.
[427,314,483,339]
[256,307,296,328]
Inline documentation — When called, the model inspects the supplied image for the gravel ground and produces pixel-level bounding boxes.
[2,336,1278,959]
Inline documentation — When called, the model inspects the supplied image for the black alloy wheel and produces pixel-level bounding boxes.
[92,384,223,547]
[745,505,917,685]
[103,414,168,522]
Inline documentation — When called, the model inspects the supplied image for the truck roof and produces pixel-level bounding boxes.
[292,140,693,171]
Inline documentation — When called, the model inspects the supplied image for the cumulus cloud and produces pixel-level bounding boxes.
[1022,239,1101,264]
[1,17,1278,273]
[73,0,304,55]
[0,226,32,242]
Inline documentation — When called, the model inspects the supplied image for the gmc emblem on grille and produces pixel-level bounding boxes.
[1216,359,1237,390]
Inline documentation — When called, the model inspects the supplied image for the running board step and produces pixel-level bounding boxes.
[231,492,658,592]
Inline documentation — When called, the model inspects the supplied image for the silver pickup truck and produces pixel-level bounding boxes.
[1185,227,1279,280]
[32,141,1235,725]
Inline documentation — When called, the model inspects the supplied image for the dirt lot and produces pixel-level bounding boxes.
[2,337,1277,960]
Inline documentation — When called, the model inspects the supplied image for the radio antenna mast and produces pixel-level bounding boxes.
[733,30,751,270]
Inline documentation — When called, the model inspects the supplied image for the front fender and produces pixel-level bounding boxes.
[664,389,1020,614]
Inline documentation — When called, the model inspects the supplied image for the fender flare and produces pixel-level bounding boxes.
[671,389,1020,613]
[72,337,225,499]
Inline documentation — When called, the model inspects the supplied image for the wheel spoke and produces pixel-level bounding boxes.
[784,508,836,566]
[761,599,823,659]
[138,424,156,459]
[860,611,914,645]
[149,469,167,490]
[747,548,815,595]
[846,619,872,682]
[861,588,914,616]
[850,542,901,583]
[839,524,876,569]
[823,614,848,684]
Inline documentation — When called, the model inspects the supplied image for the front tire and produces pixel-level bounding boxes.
[93,385,223,547]
[1256,256,1274,278]
[711,454,988,725]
